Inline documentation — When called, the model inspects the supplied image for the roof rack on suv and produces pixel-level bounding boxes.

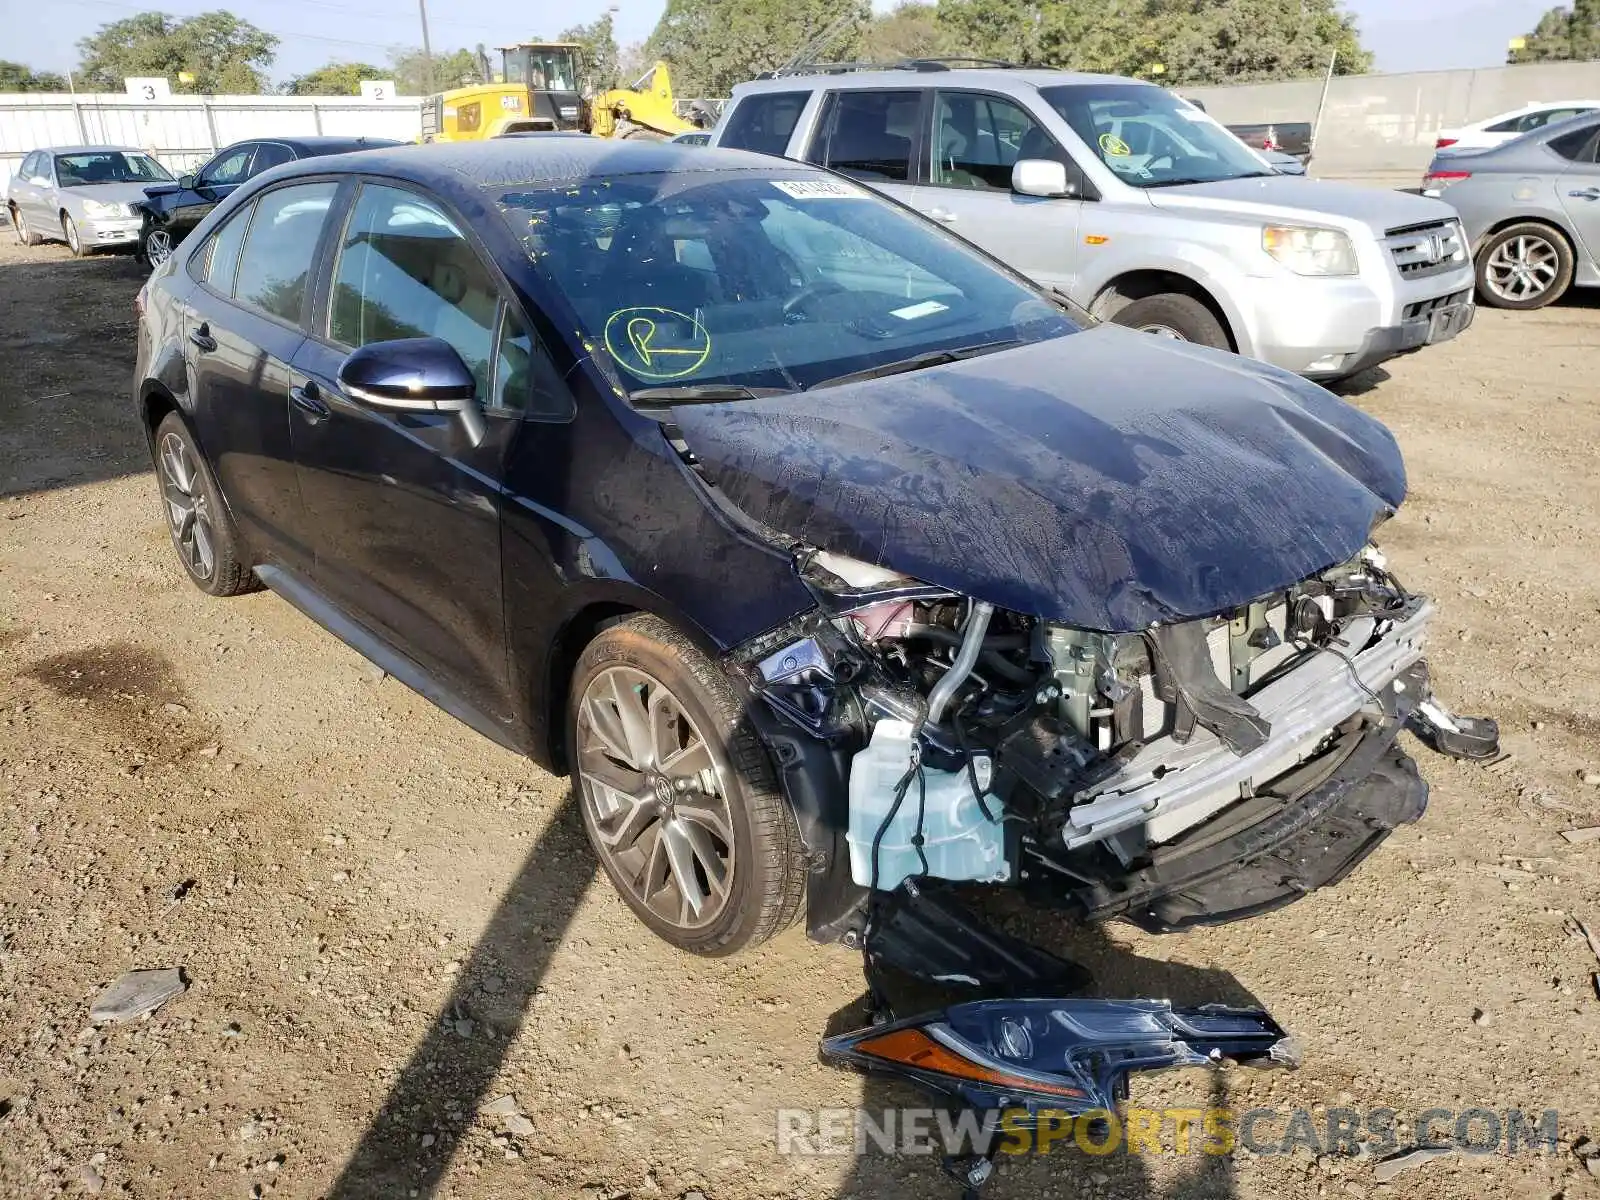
[756,57,1025,79]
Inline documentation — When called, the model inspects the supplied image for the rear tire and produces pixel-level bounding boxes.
[1474,222,1572,310]
[1110,292,1230,349]
[152,412,260,597]
[12,206,41,246]
[567,614,805,956]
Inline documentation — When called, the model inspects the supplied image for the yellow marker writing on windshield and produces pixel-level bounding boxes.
[1099,133,1132,157]
[603,307,712,381]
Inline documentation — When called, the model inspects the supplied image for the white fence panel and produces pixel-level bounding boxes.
[0,93,423,190]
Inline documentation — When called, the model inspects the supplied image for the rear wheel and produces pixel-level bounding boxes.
[12,206,41,246]
[1110,292,1230,349]
[1475,222,1572,310]
[567,614,805,955]
[152,412,260,596]
[62,213,87,257]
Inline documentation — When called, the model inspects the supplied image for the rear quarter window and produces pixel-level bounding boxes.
[720,92,810,156]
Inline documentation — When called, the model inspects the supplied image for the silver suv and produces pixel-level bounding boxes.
[710,66,1477,380]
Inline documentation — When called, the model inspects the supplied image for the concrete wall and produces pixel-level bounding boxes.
[0,94,424,189]
[1187,61,1600,185]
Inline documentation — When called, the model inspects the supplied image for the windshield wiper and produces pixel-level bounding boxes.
[810,340,1022,390]
[1142,171,1276,188]
[628,383,795,408]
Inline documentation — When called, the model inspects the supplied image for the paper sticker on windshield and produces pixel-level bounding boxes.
[772,179,861,200]
[1099,133,1132,157]
[889,300,949,321]
[603,307,712,380]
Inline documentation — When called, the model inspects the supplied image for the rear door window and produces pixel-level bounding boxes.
[806,89,923,182]
[233,182,339,324]
[720,91,810,156]
[251,143,295,174]
[1550,125,1600,162]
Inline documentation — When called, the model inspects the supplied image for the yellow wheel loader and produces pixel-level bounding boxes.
[420,43,696,143]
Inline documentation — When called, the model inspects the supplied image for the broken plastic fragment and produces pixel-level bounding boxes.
[90,968,187,1023]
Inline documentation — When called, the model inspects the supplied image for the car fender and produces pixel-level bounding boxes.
[1079,241,1257,356]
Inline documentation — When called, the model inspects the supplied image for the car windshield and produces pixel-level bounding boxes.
[1038,84,1271,188]
[497,171,1077,394]
[53,152,174,186]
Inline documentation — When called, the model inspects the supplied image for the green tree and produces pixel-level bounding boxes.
[281,61,384,96]
[559,14,622,93]
[75,11,277,93]
[861,3,964,62]
[646,0,871,96]
[1509,0,1600,62]
[391,47,483,94]
[1145,0,1372,84]
[0,60,68,92]
[937,0,1368,83]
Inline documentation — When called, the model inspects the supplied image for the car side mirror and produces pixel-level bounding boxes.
[1012,159,1077,199]
[337,337,487,445]
[179,173,197,190]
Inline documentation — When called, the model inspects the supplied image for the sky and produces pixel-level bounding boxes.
[0,0,1562,86]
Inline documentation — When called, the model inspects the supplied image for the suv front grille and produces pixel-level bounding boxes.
[1385,220,1467,280]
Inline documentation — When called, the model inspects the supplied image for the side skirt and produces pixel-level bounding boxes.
[254,563,526,756]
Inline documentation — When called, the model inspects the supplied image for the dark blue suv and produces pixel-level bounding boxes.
[134,138,1491,968]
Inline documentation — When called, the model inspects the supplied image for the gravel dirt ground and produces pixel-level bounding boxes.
[1,235,1598,1200]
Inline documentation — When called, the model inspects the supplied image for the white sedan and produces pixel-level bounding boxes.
[1435,100,1600,151]
[6,144,173,256]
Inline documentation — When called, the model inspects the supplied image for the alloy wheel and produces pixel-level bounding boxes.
[13,211,27,243]
[576,665,736,932]
[64,216,80,255]
[1137,323,1188,340]
[1484,234,1559,303]
[146,229,173,266]
[158,431,215,580]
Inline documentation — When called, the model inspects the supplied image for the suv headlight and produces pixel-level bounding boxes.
[82,199,128,218]
[1262,225,1358,276]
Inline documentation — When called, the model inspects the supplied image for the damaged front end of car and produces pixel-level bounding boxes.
[736,541,1496,943]
[643,333,1499,1191]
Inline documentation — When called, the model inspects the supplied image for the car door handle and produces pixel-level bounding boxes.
[290,381,331,422]
[1569,187,1600,200]
[188,323,217,353]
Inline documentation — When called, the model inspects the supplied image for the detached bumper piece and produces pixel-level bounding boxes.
[824,997,1296,1118]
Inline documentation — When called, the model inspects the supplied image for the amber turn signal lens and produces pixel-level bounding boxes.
[854,1027,1087,1099]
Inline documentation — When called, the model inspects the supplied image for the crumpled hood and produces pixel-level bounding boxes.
[669,325,1407,632]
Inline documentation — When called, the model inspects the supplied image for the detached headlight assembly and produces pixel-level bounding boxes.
[1262,224,1358,276]
[824,997,1298,1117]
[82,200,128,218]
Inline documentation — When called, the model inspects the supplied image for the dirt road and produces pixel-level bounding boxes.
[2,237,1598,1200]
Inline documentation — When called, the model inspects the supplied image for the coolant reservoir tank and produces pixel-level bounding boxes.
[846,720,1010,891]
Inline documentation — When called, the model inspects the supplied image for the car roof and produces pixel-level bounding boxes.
[245,135,406,152]
[39,145,149,155]
[259,137,817,195]
[730,66,1141,95]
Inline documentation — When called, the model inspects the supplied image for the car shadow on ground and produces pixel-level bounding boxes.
[0,249,151,498]
[326,790,596,1199]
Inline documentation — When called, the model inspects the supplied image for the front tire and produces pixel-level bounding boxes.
[152,412,260,597]
[567,614,805,956]
[63,213,87,257]
[142,225,175,268]
[1110,292,1230,349]
[1475,222,1572,310]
